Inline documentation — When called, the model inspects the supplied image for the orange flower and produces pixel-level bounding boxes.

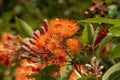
[49,19,79,38]
[22,19,80,67]
[69,65,88,80]
[66,38,81,52]
[35,32,51,51]
[0,50,11,66]
[1,33,10,42]
[45,34,62,53]
[52,48,66,55]
[76,65,88,76]
[0,33,22,66]
[47,48,67,66]
[16,59,41,80]
[69,70,80,80]
[0,42,3,47]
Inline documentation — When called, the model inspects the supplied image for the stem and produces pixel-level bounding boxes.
[91,45,95,56]
[84,51,91,62]
[72,60,84,77]
[110,59,116,65]
[66,52,84,77]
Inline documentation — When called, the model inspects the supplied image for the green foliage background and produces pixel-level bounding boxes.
[0,0,92,34]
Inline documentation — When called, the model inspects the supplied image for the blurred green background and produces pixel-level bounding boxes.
[0,0,119,35]
[0,0,92,34]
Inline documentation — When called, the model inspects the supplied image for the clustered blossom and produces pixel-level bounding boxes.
[22,18,81,67]
[66,38,82,52]
[69,63,104,80]
[49,19,79,37]
[16,59,42,80]
[69,65,88,80]
[0,33,23,66]
[21,18,104,80]
[84,63,104,78]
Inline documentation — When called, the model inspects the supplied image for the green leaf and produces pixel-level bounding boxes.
[29,74,55,80]
[77,76,96,80]
[16,17,34,37]
[108,5,118,18]
[102,62,120,80]
[80,17,120,26]
[109,26,120,36]
[28,74,39,79]
[60,65,73,79]
[105,0,113,3]
[93,26,102,45]
[108,70,120,80]
[80,23,94,46]
[40,64,60,75]
[29,65,59,80]
[36,75,55,80]
[96,34,113,54]
[110,44,120,59]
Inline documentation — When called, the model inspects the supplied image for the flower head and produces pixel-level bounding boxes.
[49,19,79,38]
[66,38,82,52]
[35,32,51,51]
[22,18,80,68]
[16,59,41,80]
[0,33,23,66]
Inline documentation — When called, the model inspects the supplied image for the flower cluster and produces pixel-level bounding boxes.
[0,33,23,66]
[21,18,105,80]
[84,63,104,78]
[69,63,104,80]
[69,65,87,80]
[16,59,41,80]
[22,18,80,66]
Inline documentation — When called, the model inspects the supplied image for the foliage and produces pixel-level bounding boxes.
[102,62,120,80]
[0,0,120,80]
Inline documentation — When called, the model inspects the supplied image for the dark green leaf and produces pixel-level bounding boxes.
[80,17,120,26]
[77,76,96,80]
[109,26,120,36]
[40,64,60,75]
[29,74,55,80]
[16,17,34,37]
[80,23,94,46]
[110,44,120,59]
[108,70,120,80]
[102,62,120,80]
[29,74,39,79]
[36,75,55,80]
